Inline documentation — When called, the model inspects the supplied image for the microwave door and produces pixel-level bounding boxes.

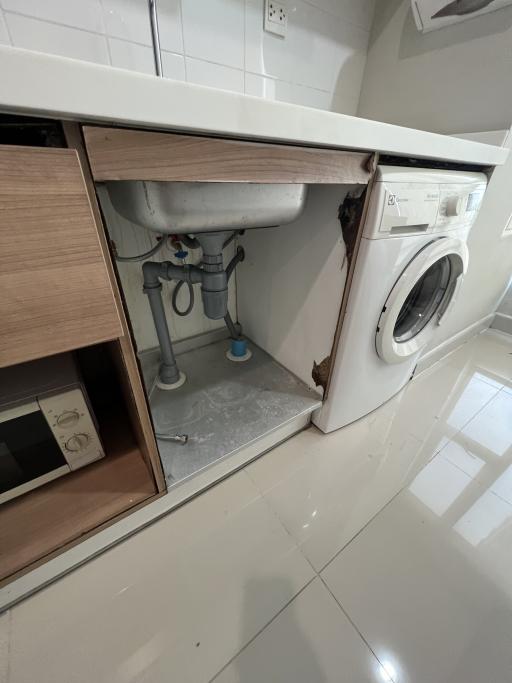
[0,401,70,505]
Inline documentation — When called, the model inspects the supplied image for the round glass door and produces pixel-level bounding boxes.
[393,256,452,343]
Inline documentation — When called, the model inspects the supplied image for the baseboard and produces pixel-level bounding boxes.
[415,314,494,375]
[491,312,512,335]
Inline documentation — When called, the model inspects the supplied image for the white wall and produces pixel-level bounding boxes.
[0,0,375,115]
[237,185,349,393]
[358,0,512,134]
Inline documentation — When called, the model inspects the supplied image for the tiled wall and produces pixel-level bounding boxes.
[0,0,375,114]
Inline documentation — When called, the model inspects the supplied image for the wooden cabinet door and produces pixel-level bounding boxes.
[0,145,122,367]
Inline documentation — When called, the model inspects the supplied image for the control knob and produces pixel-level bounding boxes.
[56,410,80,428]
[65,433,90,452]
[445,195,464,217]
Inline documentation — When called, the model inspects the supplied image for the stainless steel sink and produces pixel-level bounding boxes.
[101,180,308,234]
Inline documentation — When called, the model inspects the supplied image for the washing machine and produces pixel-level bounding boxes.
[313,166,487,433]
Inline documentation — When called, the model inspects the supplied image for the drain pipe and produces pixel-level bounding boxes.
[143,261,201,389]
[142,231,239,389]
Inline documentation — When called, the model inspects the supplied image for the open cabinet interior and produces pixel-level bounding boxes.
[98,179,359,489]
[0,328,159,585]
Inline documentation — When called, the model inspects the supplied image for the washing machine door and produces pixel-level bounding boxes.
[376,237,468,364]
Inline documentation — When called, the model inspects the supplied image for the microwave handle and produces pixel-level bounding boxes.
[0,400,40,424]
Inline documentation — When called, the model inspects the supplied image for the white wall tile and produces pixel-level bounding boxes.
[1,0,105,33]
[101,0,152,45]
[0,10,10,44]
[245,72,293,100]
[108,37,155,74]
[245,73,331,110]
[293,82,333,110]
[102,0,183,54]
[245,0,369,96]
[162,50,186,80]
[157,0,184,53]
[181,0,244,68]
[186,57,244,93]
[0,0,374,119]
[303,0,376,31]
[5,13,110,64]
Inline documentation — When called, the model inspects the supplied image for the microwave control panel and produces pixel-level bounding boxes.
[39,388,105,470]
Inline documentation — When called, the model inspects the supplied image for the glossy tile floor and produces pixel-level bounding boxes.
[2,329,511,683]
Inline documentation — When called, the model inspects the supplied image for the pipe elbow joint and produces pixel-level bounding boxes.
[142,260,165,290]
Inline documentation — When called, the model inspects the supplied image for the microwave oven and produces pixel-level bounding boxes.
[0,353,104,505]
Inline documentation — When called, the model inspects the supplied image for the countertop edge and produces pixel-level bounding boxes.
[0,46,508,167]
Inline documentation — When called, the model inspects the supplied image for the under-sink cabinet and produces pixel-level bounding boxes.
[0,116,374,599]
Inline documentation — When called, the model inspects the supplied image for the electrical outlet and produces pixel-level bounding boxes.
[264,0,287,38]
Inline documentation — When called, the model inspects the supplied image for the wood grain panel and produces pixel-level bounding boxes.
[0,145,122,368]
[64,122,166,493]
[83,126,372,184]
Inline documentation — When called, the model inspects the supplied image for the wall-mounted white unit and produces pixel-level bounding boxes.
[412,0,512,33]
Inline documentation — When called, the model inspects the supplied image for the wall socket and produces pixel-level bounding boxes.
[264,0,287,38]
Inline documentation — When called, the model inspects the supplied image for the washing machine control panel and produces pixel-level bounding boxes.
[370,183,440,236]
[364,168,487,239]
[436,185,485,229]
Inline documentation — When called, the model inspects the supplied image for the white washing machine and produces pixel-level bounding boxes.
[314,166,487,433]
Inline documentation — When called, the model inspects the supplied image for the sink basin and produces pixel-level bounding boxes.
[101,181,308,234]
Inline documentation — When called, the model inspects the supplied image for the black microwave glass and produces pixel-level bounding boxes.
[0,411,67,495]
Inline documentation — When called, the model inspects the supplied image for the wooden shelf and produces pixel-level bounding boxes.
[0,409,157,583]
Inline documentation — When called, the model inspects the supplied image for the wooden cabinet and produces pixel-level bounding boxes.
[0,136,165,589]
[83,126,372,184]
[0,145,122,368]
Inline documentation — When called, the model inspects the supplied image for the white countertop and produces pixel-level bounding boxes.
[0,45,507,167]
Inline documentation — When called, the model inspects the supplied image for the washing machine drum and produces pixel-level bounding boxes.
[376,237,468,364]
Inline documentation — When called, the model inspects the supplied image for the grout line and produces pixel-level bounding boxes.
[318,573,399,683]
[178,0,188,81]
[1,7,13,45]
[243,68,331,94]
[208,576,317,682]
[3,9,109,38]
[2,7,186,58]
[99,0,114,68]
[318,486,404,575]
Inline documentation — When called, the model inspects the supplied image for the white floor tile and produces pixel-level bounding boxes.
[246,409,426,570]
[392,356,499,444]
[461,390,512,457]
[6,330,512,682]
[245,333,508,572]
[446,330,512,385]
[213,578,384,683]
[322,464,512,683]
[7,472,314,683]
